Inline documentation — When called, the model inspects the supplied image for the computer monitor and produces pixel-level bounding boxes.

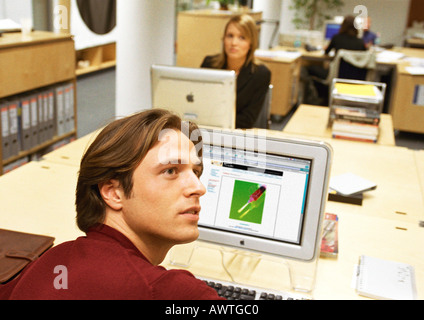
[197,129,332,262]
[151,65,236,129]
[324,20,341,42]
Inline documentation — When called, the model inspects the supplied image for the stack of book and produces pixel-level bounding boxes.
[331,106,380,143]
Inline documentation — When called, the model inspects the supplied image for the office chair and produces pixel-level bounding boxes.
[253,84,273,129]
[309,49,377,105]
[325,49,377,84]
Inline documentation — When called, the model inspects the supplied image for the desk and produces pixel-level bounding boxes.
[255,53,301,116]
[164,210,424,300]
[41,129,100,167]
[415,150,424,201]
[0,161,84,245]
[282,104,396,146]
[1,128,423,299]
[270,46,424,133]
[391,63,424,134]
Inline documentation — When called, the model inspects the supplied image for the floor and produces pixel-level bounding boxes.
[76,68,424,151]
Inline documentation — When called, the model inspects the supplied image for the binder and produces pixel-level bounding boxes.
[47,89,55,139]
[42,91,50,141]
[1,102,11,160]
[19,97,32,151]
[64,82,75,134]
[29,94,39,148]
[55,85,65,136]
[37,91,44,144]
[8,100,20,157]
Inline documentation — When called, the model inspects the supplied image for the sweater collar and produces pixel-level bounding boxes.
[86,224,149,261]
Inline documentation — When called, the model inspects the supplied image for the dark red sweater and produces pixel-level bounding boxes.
[0,224,221,300]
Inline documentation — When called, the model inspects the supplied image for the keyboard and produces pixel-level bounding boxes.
[199,277,311,300]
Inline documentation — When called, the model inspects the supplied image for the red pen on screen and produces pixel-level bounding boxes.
[238,185,266,214]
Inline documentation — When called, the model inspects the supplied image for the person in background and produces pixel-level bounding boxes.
[306,15,367,105]
[201,14,271,129]
[324,15,366,57]
[0,109,223,300]
[362,17,378,48]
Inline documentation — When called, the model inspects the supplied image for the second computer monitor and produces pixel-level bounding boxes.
[151,65,237,129]
[324,20,341,42]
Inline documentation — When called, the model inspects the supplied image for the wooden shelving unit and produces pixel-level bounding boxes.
[0,31,77,175]
[76,42,116,76]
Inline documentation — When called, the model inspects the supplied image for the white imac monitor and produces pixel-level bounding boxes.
[151,65,236,129]
[197,129,332,261]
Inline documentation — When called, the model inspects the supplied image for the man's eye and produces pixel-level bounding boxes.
[163,168,177,175]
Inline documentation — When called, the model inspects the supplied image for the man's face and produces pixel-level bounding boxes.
[120,129,206,249]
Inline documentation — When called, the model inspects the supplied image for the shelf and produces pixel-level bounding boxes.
[3,131,76,167]
[76,42,116,76]
[0,31,77,175]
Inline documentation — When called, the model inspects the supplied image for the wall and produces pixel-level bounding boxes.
[0,0,32,22]
[115,0,176,117]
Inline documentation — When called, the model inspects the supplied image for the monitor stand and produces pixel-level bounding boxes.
[167,240,318,295]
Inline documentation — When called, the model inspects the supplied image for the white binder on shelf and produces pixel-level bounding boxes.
[29,94,39,148]
[1,102,11,160]
[55,85,65,137]
[64,82,75,134]
[37,91,46,144]
[8,100,20,157]
[47,89,55,139]
[42,91,50,141]
[19,96,32,151]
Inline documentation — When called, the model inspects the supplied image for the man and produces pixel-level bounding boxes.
[362,17,378,48]
[1,109,222,300]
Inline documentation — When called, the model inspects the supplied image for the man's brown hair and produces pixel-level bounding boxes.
[75,108,202,232]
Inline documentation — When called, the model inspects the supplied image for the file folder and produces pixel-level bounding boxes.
[64,82,75,134]
[29,94,39,148]
[42,91,50,141]
[47,89,55,139]
[37,92,46,144]
[19,97,32,151]
[8,100,20,157]
[1,102,11,160]
[55,85,65,136]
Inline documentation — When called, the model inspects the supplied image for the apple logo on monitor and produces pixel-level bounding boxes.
[186,92,194,103]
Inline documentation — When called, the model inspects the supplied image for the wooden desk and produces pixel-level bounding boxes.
[283,104,396,146]
[41,129,100,167]
[1,129,423,299]
[255,54,301,116]
[0,161,83,245]
[164,210,424,300]
[415,150,424,202]
[391,63,424,134]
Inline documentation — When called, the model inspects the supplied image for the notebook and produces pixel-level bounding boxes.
[356,255,417,300]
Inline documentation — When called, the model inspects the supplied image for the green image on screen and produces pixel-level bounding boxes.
[229,180,266,224]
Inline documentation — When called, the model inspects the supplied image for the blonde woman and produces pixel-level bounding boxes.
[201,14,271,129]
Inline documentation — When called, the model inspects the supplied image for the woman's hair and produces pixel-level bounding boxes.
[209,14,259,71]
[75,108,202,232]
[339,15,359,37]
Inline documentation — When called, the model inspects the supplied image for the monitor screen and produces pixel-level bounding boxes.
[324,22,341,41]
[151,65,236,129]
[197,129,332,261]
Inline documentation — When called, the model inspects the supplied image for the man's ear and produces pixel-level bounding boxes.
[98,179,123,211]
